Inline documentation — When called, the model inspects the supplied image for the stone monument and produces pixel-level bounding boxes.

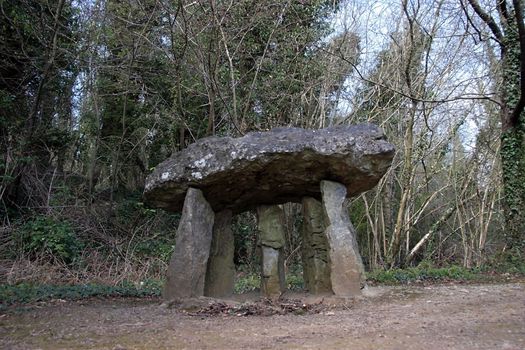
[143,124,394,300]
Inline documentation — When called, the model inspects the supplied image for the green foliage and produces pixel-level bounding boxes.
[498,12,525,250]
[134,240,174,263]
[233,271,304,293]
[115,197,156,223]
[488,250,525,274]
[366,265,479,284]
[234,273,261,294]
[2,0,522,288]
[500,128,525,248]
[48,182,78,207]
[15,216,83,263]
[110,195,178,262]
[1,0,79,210]
[232,213,258,267]
[0,280,162,309]
[286,273,304,291]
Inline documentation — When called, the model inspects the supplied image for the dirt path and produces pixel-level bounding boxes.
[1,282,524,350]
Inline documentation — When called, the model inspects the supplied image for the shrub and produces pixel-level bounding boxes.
[234,273,260,294]
[366,265,478,284]
[0,280,162,309]
[16,216,83,264]
[134,240,174,262]
[489,250,525,274]
[233,271,305,293]
[286,273,304,291]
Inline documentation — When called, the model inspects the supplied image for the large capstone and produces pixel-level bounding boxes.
[144,124,394,213]
[163,188,214,300]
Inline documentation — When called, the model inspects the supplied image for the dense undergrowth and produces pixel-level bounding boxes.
[2,263,523,311]
[0,280,162,310]
[367,266,482,284]
[2,195,523,310]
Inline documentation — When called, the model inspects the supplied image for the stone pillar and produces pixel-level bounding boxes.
[204,210,235,298]
[163,188,215,301]
[257,205,286,298]
[301,197,332,294]
[321,180,365,296]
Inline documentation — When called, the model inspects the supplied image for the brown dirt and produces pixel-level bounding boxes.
[1,282,524,350]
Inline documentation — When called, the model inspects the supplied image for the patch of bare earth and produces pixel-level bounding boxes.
[1,282,524,349]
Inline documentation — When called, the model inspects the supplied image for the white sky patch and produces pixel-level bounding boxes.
[325,0,494,154]
[325,0,402,119]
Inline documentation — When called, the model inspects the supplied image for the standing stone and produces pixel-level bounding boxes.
[164,188,215,301]
[301,197,332,294]
[321,180,365,296]
[258,205,286,249]
[204,210,235,297]
[257,205,286,298]
[260,246,285,298]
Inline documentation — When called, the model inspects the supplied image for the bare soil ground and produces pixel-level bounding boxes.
[1,282,524,350]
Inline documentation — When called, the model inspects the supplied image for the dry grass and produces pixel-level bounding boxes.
[0,199,176,287]
[0,250,167,286]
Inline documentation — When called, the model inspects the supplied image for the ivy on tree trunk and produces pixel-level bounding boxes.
[501,16,525,250]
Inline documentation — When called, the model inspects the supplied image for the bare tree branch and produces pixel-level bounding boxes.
[467,0,505,44]
[323,47,502,106]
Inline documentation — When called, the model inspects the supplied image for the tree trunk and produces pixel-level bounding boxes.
[500,11,525,250]
[500,128,525,249]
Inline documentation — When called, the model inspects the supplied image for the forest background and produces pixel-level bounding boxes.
[1,0,524,294]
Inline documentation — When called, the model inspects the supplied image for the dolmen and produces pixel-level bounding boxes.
[143,124,394,301]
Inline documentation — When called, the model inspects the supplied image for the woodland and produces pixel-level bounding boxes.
[0,0,524,294]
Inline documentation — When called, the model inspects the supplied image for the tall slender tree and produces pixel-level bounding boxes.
[464,0,525,251]
[0,0,78,210]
